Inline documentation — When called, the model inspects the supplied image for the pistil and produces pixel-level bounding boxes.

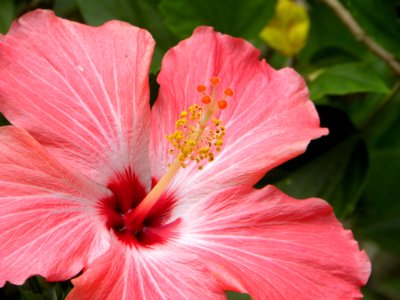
[126,77,233,231]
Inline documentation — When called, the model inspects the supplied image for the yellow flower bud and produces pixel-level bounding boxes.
[260,0,310,56]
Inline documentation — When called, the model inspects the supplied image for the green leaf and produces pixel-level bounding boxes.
[276,136,367,218]
[364,85,400,149]
[76,0,175,48]
[0,0,14,34]
[308,63,390,101]
[226,291,251,300]
[53,0,80,18]
[76,0,177,71]
[344,0,400,59]
[160,0,277,40]
[0,113,9,126]
[20,289,45,300]
[376,277,400,300]
[149,71,160,106]
[260,106,369,218]
[358,148,400,253]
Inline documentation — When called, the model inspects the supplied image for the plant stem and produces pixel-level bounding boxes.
[322,0,400,76]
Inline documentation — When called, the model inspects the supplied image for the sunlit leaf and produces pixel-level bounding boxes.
[308,63,390,100]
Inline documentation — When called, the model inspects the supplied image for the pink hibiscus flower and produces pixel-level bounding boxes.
[0,10,370,300]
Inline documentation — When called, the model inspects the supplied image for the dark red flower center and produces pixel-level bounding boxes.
[98,78,231,247]
[99,169,179,247]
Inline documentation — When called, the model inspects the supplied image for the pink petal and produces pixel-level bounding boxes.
[0,127,111,286]
[179,185,371,299]
[150,27,327,198]
[68,236,225,300]
[0,10,155,186]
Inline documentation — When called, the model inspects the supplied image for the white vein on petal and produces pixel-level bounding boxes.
[2,214,86,261]
[13,52,114,149]
[146,255,190,300]
[56,26,119,148]
[5,71,109,162]
[139,253,169,300]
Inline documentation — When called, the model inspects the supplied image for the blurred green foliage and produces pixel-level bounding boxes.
[160,0,277,41]
[0,0,400,299]
[0,0,14,33]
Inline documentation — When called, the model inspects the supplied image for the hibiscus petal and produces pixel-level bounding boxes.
[68,237,225,300]
[0,10,154,186]
[0,127,111,286]
[150,26,327,198]
[179,185,370,299]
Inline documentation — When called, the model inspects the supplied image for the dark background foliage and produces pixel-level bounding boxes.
[0,0,399,299]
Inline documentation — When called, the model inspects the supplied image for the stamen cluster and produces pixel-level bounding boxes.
[167,105,225,169]
[166,77,232,170]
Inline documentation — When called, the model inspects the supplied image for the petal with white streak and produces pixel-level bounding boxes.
[68,237,225,300]
[0,10,154,186]
[179,185,371,299]
[0,127,110,286]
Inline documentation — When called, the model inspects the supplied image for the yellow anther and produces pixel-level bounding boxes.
[174,131,183,140]
[176,118,187,128]
[199,147,210,154]
[180,111,188,117]
[215,140,223,146]
[212,118,222,126]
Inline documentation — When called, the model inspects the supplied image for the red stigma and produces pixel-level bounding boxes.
[197,85,207,92]
[202,95,211,104]
[218,100,227,109]
[224,88,234,96]
[210,76,220,85]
